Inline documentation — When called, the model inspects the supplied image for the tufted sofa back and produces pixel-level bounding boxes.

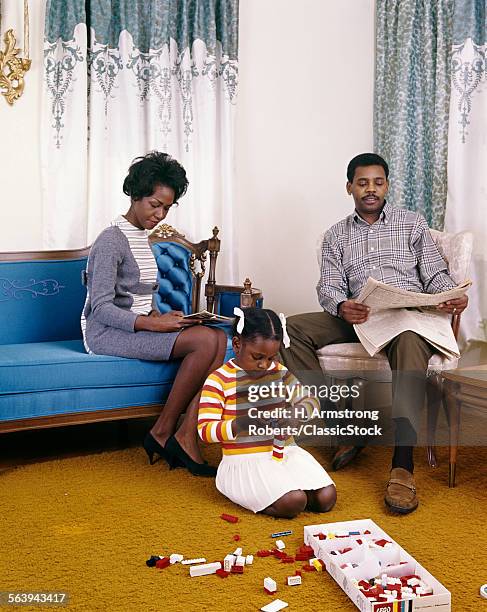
[151,242,195,314]
[0,250,89,345]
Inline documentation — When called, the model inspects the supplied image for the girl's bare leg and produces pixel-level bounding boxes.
[260,490,308,519]
[305,485,337,512]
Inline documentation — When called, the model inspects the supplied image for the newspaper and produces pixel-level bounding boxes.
[354,308,460,358]
[183,309,234,324]
[353,278,471,358]
[356,277,471,310]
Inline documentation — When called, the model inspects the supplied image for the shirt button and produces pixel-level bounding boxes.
[373,266,377,270]
[384,220,388,225]
[370,229,374,233]
[371,247,375,251]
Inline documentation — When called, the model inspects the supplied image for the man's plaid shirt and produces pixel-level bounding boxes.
[317,202,456,316]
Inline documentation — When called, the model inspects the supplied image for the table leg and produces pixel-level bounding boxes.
[445,381,462,487]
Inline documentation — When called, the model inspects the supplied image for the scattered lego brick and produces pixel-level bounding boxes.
[264,577,277,594]
[181,558,206,565]
[189,562,222,577]
[287,575,302,586]
[271,530,292,538]
[220,513,239,523]
[260,598,288,612]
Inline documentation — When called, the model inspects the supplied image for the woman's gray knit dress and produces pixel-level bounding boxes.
[81,215,180,360]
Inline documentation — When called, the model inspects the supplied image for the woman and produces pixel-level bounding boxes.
[81,151,227,476]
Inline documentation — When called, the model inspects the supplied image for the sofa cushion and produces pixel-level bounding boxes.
[0,340,181,395]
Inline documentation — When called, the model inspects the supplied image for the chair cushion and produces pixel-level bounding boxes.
[316,342,458,377]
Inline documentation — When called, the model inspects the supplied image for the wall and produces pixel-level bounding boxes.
[0,0,375,317]
[0,0,46,250]
[236,0,375,315]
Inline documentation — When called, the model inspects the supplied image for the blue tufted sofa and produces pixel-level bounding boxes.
[0,225,261,434]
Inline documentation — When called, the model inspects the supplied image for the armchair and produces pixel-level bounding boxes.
[315,228,473,473]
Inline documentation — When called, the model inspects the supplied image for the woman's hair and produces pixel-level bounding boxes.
[232,307,283,343]
[123,151,189,201]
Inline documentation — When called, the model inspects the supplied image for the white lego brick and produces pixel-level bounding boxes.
[235,555,246,567]
[223,554,235,572]
[181,557,206,565]
[260,599,288,612]
[233,547,243,556]
[245,555,254,565]
[275,539,286,550]
[189,561,222,577]
[287,575,302,586]
[264,577,277,593]
[169,554,184,564]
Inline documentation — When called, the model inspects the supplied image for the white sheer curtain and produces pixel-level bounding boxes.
[444,1,487,344]
[41,1,238,283]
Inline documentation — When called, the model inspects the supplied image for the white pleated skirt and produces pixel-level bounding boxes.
[216,445,335,513]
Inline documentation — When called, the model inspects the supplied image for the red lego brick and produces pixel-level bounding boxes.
[257,550,272,557]
[281,557,294,563]
[295,570,302,577]
[231,565,243,574]
[155,557,170,569]
[220,513,239,523]
[216,569,229,578]
[233,534,241,541]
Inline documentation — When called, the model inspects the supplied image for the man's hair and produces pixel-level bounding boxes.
[346,153,389,182]
[123,151,189,201]
[232,307,283,343]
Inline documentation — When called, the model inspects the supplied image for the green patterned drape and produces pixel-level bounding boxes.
[374,0,453,229]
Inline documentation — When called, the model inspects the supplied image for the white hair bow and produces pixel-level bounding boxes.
[233,307,245,334]
[279,312,291,348]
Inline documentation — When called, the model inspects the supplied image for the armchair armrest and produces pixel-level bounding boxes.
[206,278,263,316]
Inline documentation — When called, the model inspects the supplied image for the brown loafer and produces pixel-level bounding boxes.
[385,467,419,514]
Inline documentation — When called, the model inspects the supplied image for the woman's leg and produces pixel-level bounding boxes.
[260,490,308,519]
[305,485,337,512]
[150,326,227,461]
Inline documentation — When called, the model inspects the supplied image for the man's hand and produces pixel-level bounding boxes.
[437,295,468,315]
[338,300,370,324]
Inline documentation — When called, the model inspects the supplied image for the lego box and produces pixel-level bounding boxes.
[303,519,451,612]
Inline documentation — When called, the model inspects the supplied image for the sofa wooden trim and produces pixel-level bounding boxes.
[0,247,91,261]
[0,404,163,434]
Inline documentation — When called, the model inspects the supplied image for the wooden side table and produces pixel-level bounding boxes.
[442,365,487,487]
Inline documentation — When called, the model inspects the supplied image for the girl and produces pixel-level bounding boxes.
[198,307,336,518]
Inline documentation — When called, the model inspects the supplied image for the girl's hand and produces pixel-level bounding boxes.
[135,310,201,332]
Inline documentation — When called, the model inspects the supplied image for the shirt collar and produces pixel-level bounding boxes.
[352,200,391,225]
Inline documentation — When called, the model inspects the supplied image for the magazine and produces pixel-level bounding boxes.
[183,310,234,324]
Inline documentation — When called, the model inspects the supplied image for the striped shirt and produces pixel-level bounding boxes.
[317,202,456,316]
[81,215,157,350]
[198,359,319,457]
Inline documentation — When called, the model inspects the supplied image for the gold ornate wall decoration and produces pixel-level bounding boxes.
[0,0,31,105]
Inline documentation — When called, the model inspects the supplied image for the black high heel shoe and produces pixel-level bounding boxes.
[165,435,217,477]
[143,432,183,469]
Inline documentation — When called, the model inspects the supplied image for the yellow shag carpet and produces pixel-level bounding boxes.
[1,443,486,612]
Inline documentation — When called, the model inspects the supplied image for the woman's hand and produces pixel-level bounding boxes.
[135,310,201,332]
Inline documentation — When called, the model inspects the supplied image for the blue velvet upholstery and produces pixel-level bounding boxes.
[0,258,87,344]
[151,242,194,314]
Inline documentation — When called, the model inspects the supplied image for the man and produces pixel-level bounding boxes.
[281,152,468,514]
